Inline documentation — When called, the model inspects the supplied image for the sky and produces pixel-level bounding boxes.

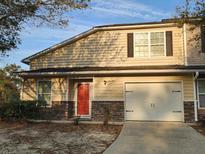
[0,0,185,70]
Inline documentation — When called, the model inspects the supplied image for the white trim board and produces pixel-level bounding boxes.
[36,79,52,106]
[197,79,205,109]
[74,81,93,118]
[133,31,167,58]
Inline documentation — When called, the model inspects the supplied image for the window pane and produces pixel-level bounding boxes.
[37,81,51,105]
[134,32,165,57]
[135,33,148,45]
[43,82,51,93]
[135,33,149,57]
[198,80,205,93]
[38,94,51,104]
[38,81,51,93]
[135,45,149,57]
[199,94,205,107]
[38,84,43,94]
[151,32,164,44]
[150,32,165,56]
[150,45,165,56]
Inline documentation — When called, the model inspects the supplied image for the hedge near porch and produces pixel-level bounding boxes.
[0,100,47,121]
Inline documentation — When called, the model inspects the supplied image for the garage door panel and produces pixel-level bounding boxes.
[126,92,152,121]
[125,82,182,121]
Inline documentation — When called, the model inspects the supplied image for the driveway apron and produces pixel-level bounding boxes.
[104,122,205,154]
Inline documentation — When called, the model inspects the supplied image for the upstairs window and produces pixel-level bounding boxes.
[134,32,166,57]
[37,80,52,106]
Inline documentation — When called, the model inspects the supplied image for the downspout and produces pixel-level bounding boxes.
[183,23,188,65]
[65,77,70,118]
[193,72,199,121]
[20,79,24,100]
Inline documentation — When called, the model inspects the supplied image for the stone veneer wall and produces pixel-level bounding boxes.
[91,101,124,122]
[35,100,198,122]
[39,101,74,120]
[184,101,195,123]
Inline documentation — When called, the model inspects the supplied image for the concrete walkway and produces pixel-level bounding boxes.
[104,122,205,154]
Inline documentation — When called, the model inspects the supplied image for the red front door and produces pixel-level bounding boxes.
[77,83,89,115]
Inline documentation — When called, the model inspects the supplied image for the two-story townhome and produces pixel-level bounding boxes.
[18,19,205,123]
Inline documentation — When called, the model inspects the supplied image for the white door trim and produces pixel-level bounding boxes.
[74,82,93,118]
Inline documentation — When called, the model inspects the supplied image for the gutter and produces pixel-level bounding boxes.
[193,72,199,121]
[18,69,205,76]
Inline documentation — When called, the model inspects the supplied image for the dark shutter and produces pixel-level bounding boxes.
[201,26,205,53]
[166,31,173,56]
[127,33,134,57]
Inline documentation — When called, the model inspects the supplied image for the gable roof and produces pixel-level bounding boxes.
[21,19,177,64]
[22,28,98,64]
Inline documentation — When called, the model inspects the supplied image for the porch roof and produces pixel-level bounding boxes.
[17,65,205,77]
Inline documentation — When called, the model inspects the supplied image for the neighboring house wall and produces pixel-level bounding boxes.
[30,25,184,70]
[186,24,205,65]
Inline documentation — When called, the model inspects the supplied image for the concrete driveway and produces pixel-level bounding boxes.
[104,122,205,154]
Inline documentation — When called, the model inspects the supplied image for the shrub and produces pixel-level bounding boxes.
[0,100,47,121]
[74,116,80,125]
[21,100,47,119]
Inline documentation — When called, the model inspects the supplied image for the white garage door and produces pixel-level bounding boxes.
[125,82,183,121]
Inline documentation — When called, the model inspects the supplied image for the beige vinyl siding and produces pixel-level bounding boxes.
[22,75,194,102]
[30,26,184,70]
[21,77,67,102]
[93,75,194,101]
[186,24,205,65]
[51,78,67,101]
[21,79,37,100]
[68,79,76,101]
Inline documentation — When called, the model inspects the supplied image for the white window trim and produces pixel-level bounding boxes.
[197,79,205,109]
[37,80,52,107]
[133,31,167,58]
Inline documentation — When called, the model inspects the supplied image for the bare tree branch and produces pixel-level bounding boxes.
[0,0,91,55]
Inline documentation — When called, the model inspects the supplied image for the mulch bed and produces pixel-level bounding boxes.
[191,122,205,136]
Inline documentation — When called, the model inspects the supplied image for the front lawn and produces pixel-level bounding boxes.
[0,122,122,154]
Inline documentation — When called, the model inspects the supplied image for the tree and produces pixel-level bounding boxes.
[175,0,205,25]
[0,0,91,55]
[3,64,22,89]
[0,64,23,104]
[173,0,205,44]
